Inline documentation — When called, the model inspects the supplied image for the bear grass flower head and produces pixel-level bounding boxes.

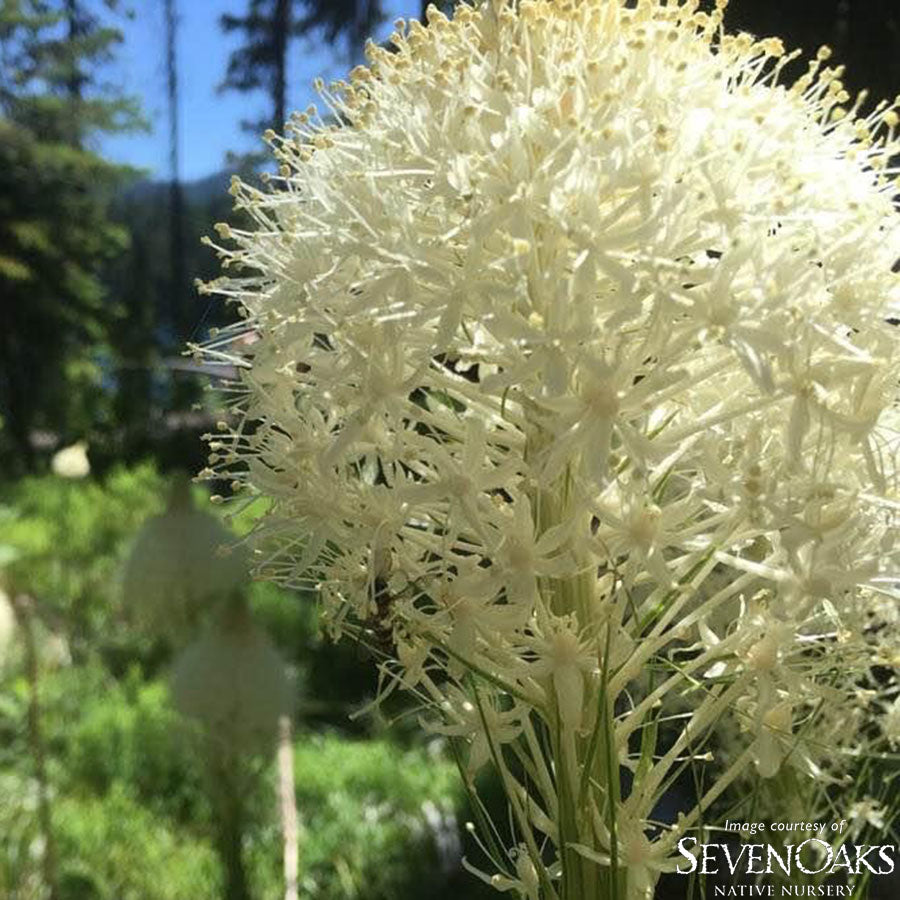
[170,595,292,754]
[122,474,249,638]
[200,1,900,897]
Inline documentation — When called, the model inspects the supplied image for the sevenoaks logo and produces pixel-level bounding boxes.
[675,819,896,897]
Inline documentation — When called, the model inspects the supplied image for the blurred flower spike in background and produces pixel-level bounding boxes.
[123,472,249,638]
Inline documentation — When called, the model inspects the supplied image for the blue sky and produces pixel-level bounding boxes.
[100,0,417,181]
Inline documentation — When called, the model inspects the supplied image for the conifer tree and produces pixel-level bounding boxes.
[0,0,142,473]
[294,0,380,60]
[164,0,188,336]
[219,0,384,144]
[220,0,294,137]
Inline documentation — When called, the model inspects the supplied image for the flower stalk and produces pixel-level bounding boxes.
[11,594,60,900]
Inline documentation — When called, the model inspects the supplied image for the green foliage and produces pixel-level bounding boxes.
[0,659,215,899]
[0,774,221,900]
[53,787,220,900]
[294,734,458,813]
[1,663,479,900]
[0,0,144,474]
[56,672,209,822]
[0,115,128,468]
[0,464,489,899]
[286,735,464,899]
[0,463,165,656]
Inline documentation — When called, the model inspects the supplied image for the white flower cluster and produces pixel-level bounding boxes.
[200,1,900,896]
[123,475,289,754]
[123,474,248,637]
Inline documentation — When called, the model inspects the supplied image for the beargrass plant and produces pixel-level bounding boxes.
[197,1,900,898]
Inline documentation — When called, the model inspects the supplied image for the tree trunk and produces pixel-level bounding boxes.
[273,0,289,132]
[65,0,84,147]
[164,0,189,339]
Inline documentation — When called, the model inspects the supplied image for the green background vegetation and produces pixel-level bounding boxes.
[0,465,494,899]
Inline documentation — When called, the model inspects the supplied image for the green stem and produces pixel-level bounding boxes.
[210,747,252,900]
[13,595,59,900]
[469,676,560,900]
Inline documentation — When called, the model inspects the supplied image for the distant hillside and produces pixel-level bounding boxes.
[121,170,233,207]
